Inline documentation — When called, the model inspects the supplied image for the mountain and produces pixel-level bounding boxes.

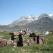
[8,16,37,31]
[27,14,53,32]
[9,16,37,26]
[49,14,53,20]
[0,13,53,32]
[5,16,37,32]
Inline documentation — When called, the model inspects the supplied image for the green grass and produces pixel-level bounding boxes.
[0,32,53,53]
[0,32,10,39]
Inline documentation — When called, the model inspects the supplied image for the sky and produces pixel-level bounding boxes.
[0,0,53,25]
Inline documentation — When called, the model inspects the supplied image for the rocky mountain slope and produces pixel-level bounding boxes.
[0,13,53,32]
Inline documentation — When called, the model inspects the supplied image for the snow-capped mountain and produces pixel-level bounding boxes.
[27,13,53,32]
[0,13,53,32]
[9,16,38,27]
[49,14,53,19]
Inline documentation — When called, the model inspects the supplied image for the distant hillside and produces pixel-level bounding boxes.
[9,16,37,26]
[27,14,53,32]
[0,13,53,32]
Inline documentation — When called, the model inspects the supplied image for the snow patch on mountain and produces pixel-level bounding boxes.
[20,16,38,22]
[49,14,53,16]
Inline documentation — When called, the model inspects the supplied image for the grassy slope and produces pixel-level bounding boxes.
[0,32,53,53]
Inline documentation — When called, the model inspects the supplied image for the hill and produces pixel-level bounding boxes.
[0,13,53,32]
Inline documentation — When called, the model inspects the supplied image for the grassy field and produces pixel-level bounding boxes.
[0,32,53,53]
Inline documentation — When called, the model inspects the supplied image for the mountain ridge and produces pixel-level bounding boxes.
[0,13,53,32]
